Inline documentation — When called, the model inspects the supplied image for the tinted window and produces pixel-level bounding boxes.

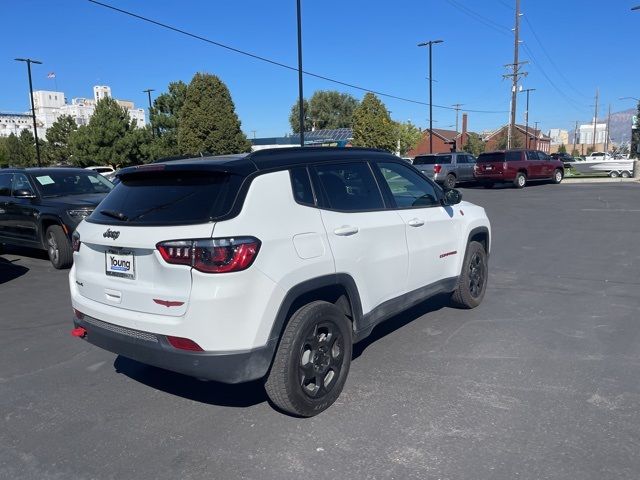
[526,151,539,161]
[377,162,440,208]
[89,171,239,225]
[290,167,315,206]
[506,151,522,162]
[413,155,439,165]
[477,152,505,163]
[12,173,34,194]
[34,171,113,197]
[314,162,384,211]
[0,173,12,196]
[538,152,551,161]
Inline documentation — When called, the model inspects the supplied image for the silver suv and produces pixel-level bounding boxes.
[413,152,477,189]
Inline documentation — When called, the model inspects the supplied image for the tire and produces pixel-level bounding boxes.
[45,225,73,269]
[621,171,631,178]
[265,301,352,417]
[552,168,563,184]
[609,171,619,178]
[443,173,457,190]
[482,182,494,189]
[513,172,527,188]
[451,241,488,309]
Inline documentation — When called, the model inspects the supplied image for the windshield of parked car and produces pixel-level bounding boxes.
[34,171,114,197]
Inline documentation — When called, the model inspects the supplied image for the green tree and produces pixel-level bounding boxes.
[15,129,37,166]
[393,121,422,156]
[463,132,486,156]
[557,143,567,153]
[178,73,251,155]
[0,137,10,167]
[571,148,580,157]
[495,129,522,150]
[44,115,78,165]
[69,97,148,167]
[351,93,395,152]
[149,80,188,158]
[289,91,359,133]
[289,98,311,133]
[2,134,21,166]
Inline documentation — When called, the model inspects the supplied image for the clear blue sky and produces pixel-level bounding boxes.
[2,0,638,137]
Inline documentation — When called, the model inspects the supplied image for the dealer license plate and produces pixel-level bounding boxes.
[105,250,135,279]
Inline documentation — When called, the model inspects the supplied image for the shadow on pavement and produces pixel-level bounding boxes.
[113,356,268,408]
[113,293,452,408]
[352,293,451,359]
[0,256,30,284]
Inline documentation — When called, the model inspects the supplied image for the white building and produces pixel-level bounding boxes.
[578,121,607,145]
[548,128,569,145]
[0,112,38,138]
[2,85,146,138]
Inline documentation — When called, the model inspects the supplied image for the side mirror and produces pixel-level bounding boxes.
[442,188,462,206]
[13,189,36,199]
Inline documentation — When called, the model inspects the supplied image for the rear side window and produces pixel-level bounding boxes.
[477,153,505,163]
[413,155,440,165]
[314,162,384,211]
[506,151,522,162]
[526,151,540,161]
[88,171,240,225]
[290,167,315,206]
[0,173,13,196]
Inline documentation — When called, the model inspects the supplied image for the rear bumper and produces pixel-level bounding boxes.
[73,314,276,384]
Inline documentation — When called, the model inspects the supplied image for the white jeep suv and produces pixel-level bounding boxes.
[69,147,491,416]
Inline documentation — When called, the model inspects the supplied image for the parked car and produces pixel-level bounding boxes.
[85,165,115,176]
[0,168,113,268]
[474,149,565,188]
[412,152,477,189]
[69,147,491,417]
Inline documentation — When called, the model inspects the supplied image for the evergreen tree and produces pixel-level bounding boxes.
[69,97,147,167]
[150,80,187,158]
[351,93,395,152]
[3,134,21,166]
[45,115,78,165]
[289,91,359,133]
[557,143,567,153]
[16,130,37,166]
[178,73,251,155]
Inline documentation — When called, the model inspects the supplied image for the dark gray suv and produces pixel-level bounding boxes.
[413,152,477,189]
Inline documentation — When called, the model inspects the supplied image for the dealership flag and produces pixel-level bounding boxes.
[47,72,56,79]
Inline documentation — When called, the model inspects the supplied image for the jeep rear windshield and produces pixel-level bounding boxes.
[87,171,241,225]
[413,155,452,165]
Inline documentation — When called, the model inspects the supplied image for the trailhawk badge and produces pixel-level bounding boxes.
[103,229,120,240]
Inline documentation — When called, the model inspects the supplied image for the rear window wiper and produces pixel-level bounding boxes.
[100,209,129,221]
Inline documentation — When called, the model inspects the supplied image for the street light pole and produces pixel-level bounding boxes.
[418,39,443,154]
[15,57,43,167]
[142,88,155,137]
[520,88,535,148]
[296,0,305,147]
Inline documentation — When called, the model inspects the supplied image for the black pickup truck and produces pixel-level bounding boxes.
[0,168,113,268]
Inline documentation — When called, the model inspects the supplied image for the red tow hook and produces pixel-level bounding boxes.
[71,327,87,338]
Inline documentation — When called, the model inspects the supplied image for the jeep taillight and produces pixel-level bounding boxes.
[433,165,442,174]
[156,237,260,273]
[72,231,81,252]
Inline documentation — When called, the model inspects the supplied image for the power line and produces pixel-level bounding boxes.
[443,0,511,35]
[522,16,588,99]
[87,0,508,114]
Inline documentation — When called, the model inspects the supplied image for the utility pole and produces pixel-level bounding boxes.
[15,58,43,167]
[296,0,305,146]
[418,39,444,153]
[142,88,155,137]
[520,88,535,148]
[573,120,579,153]
[452,103,464,133]
[534,121,539,150]
[504,0,526,149]
[605,104,611,154]
[592,88,599,151]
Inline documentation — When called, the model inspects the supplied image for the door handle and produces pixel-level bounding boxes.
[408,218,425,227]
[333,225,359,236]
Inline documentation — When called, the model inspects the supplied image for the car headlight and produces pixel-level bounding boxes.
[67,209,94,220]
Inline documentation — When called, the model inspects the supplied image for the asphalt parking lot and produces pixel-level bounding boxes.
[1,182,639,480]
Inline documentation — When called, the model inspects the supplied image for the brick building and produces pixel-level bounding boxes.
[484,124,551,153]
[408,114,470,157]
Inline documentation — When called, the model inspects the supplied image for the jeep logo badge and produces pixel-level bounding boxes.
[103,229,120,240]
